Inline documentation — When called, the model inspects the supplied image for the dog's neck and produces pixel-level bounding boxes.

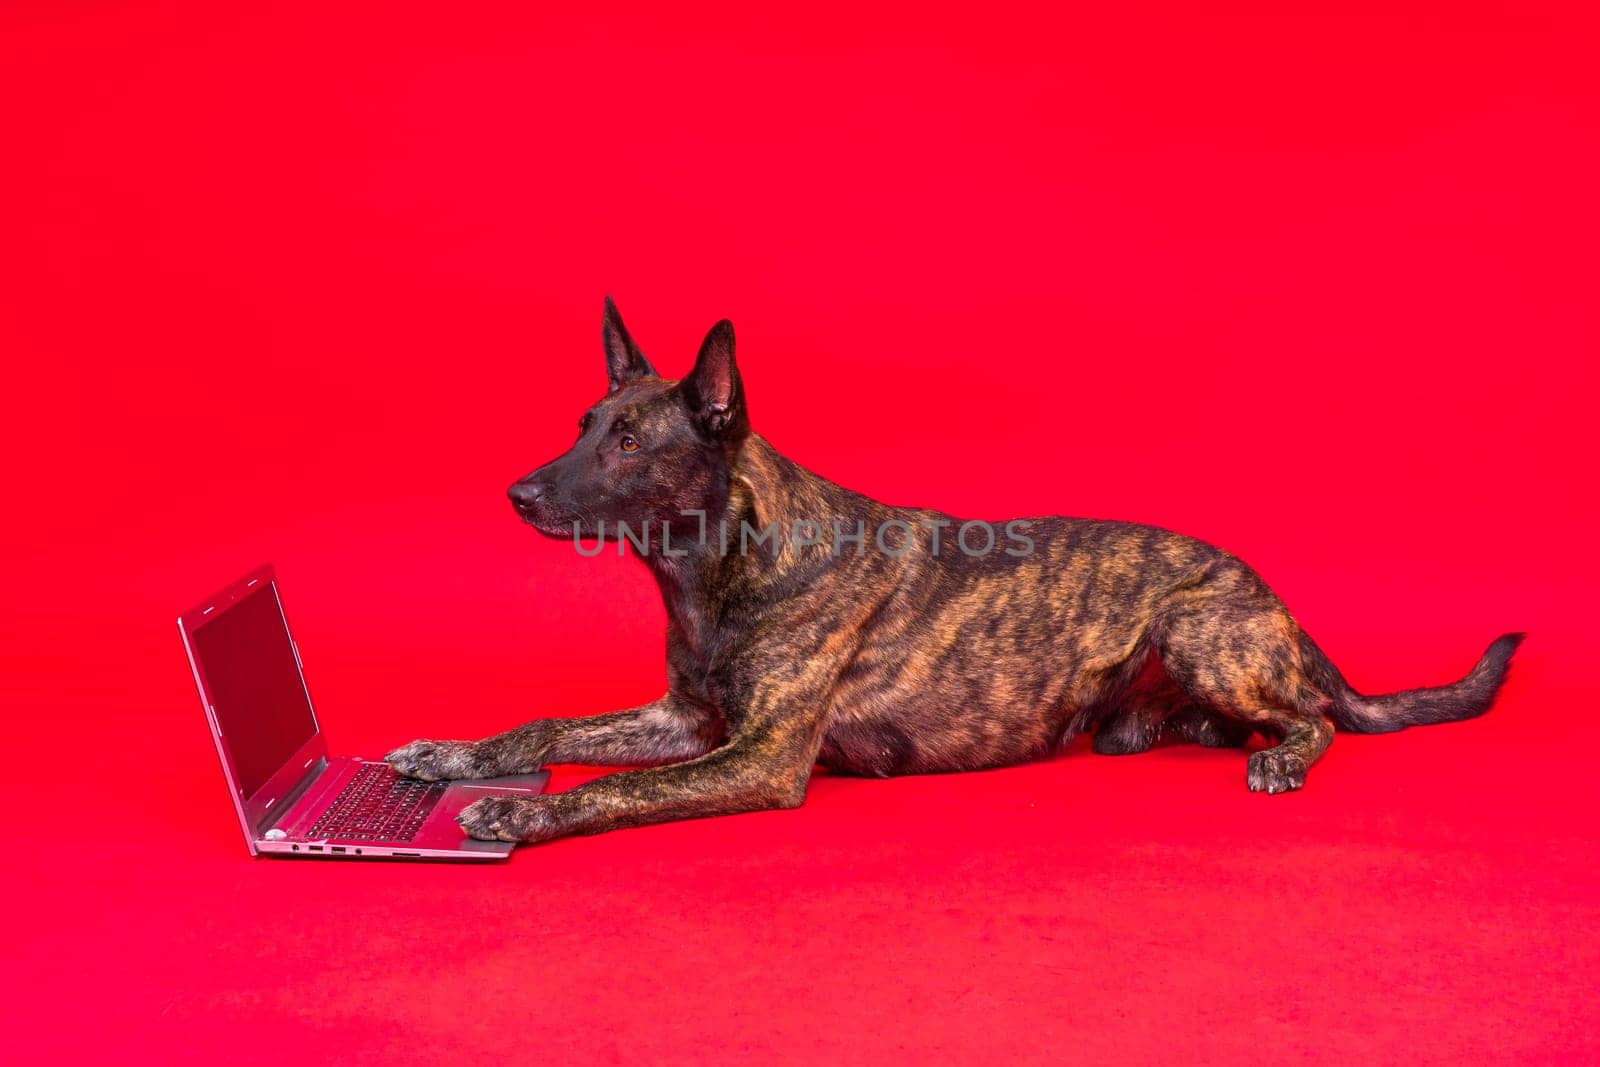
[641,433,882,652]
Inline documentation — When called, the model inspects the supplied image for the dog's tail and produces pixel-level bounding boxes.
[1298,631,1525,733]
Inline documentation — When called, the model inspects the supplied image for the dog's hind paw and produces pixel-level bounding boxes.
[1246,749,1307,794]
[385,739,494,782]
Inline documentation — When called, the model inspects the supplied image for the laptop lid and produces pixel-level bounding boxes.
[178,565,328,852]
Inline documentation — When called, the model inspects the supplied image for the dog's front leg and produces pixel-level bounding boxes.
[455,728,817,843]
[385,693,721,781]
[456,662,840,844]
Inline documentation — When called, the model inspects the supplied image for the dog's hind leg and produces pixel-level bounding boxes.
[1095,698,1253,754]
[1242,716,1332,793]
[1092,703,1165,755]
[1091,651,1176,755]
[1093,655,1251,754]
[1162,706,1254,748]
[385,693,723,781]
[1156,570,1336,793]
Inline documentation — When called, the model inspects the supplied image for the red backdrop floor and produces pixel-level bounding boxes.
[7,627,1598,1064]
[4,3,1596,1063]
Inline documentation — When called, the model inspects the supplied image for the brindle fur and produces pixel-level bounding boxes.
[386,299,1523,843]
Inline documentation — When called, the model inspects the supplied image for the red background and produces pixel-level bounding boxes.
[3,3,1597,1063]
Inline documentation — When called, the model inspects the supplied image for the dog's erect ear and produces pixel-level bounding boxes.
[681,319,748,440]
[602,296,657,391]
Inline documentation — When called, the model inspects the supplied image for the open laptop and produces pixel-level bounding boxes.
[178,564,548,861]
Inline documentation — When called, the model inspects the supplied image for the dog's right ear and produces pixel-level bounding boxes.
[602,296,657,392]
[681,318,748,441]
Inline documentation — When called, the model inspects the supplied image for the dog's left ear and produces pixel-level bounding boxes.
[602,296,657,392]
[681,319,748,441]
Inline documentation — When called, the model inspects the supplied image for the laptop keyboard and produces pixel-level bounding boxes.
[308,762,447,842]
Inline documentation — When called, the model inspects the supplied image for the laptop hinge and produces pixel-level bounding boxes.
[258,756,331,834]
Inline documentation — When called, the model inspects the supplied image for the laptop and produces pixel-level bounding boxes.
[178,564,549,861]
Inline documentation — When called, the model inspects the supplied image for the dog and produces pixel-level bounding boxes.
[386,298,1523,844]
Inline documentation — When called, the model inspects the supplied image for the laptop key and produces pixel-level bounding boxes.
[308,763,448,842]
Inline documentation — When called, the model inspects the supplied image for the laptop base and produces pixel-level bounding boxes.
[260,755,550,861]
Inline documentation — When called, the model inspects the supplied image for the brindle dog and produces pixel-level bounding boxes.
[386,299,1523,844]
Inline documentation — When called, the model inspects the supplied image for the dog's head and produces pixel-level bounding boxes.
[508,298,749,542]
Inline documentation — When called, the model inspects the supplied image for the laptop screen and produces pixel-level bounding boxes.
[191,582,319,798]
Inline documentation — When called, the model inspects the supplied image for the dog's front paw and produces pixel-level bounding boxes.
[385,739,495,782]
[1246,749,1307,794]
[457,795,548,842]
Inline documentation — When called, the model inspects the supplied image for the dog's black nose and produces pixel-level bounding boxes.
[508,482,546,511]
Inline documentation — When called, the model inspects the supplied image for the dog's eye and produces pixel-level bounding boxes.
[619,434,639,453]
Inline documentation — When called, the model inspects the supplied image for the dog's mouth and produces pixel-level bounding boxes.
[514,507,570,537]
[512,500,594,540]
